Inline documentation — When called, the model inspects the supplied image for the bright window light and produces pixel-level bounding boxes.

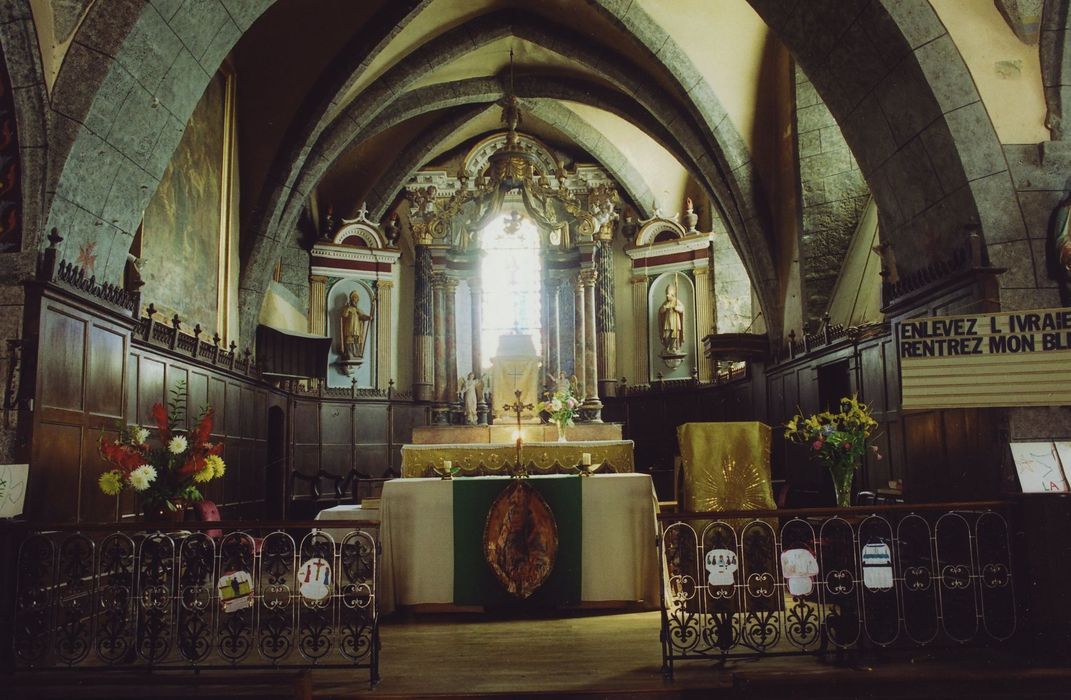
[480,213,542,366]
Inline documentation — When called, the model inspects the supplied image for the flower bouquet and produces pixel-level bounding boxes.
[99,383,225,519]
[784,395,880,507]
[537,380,580,442]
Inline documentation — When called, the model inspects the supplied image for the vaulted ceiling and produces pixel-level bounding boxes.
[228,0,788,341]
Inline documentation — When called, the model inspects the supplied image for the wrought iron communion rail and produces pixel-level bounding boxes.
[657,503,1017,677]
[11,521,379,685]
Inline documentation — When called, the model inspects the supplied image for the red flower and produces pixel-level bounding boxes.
[99,439,145,474]
[191,407,214,446]
[179,455,205,476]
[811,439,824,450]
[151,403,171,443]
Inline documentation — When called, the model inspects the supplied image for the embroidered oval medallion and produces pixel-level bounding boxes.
[483,480,558,599]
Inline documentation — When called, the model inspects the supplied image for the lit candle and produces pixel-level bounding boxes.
[581,453,592,466]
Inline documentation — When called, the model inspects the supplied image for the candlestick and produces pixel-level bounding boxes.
[581,453,592,466]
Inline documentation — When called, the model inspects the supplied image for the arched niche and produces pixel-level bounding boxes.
[325,279,376,388]
[648,271,696,382]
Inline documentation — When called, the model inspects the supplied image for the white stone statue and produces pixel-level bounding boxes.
[460,372,479,425]
[658,283,685,354]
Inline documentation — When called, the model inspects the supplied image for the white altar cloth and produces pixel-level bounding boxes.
[378,473,660,614]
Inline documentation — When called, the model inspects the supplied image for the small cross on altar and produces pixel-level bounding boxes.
[502,389,534,431]
[502,389,534,477]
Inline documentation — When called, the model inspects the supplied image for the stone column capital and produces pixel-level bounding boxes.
[579,268,598,287]
[429,272,447,289]
[374,278,394,290]
[444,276,459,293]
[309,274,328,285]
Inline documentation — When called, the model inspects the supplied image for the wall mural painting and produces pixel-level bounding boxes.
[141,68,235,340]
[0,45,21,253]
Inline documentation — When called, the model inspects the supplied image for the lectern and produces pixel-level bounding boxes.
[676,422,776,513]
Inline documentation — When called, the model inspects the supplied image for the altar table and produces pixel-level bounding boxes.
[400,440,635,478]
[314,504,380,541]
[378,473,659,614]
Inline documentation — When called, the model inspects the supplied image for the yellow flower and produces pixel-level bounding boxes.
[193,463,214,483]
[205,454,225,479]
[99,470,123,496]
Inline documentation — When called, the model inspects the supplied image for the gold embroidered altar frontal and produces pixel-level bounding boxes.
[401,440,635,478]
[677,422,775,512]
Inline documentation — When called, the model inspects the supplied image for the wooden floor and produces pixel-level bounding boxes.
[312,610,1071,699]
[11,610,1071,699]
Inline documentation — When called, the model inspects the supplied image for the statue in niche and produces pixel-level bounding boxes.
[658,283,686,355]
[338,290,371,374]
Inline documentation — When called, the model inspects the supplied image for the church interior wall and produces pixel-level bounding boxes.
[0,0,1068,525]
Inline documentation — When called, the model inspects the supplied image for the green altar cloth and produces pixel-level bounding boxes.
[453,476,582,607]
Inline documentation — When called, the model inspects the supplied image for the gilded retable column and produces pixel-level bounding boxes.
[572,275,586,403]
[308,275,327,335]
[469,277,488,424]
[444,277,459,416]
[580,268,602,421]
[374,279,393,389]
[413,246,434,401]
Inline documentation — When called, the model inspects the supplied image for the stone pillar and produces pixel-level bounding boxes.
[631,273,649,383]
[693,265,714,382]
[413,246,434,402]
[308,275,327,335]
[594,241,617,397]
[444,277,460,418]
[546,279,560,379]
[430,271,448,422]
[572,275,586,399]
[469,277,488,425]
[580,268,602,421]
[374,279,393,389]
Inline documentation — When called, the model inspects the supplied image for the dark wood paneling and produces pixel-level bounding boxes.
[39,307,85,412]
[137,356,165,425]
[355,404,387,443]
[293,401,319,444]
[86,324,125,418]
[80,427,120,523]
[29,422,82,521]
[209,377,226,433]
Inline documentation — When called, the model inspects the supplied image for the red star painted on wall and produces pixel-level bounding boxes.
[77,241,96,274]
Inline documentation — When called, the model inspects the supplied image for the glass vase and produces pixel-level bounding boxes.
[556,422,567,442]
[143,501,186,523]
[829,462,856,508]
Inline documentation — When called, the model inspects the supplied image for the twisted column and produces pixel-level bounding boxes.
[580,268,602,422]
[413,246,434,401]
[430,271,448,422]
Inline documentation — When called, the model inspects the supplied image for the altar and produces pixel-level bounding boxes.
[378,473,660,613]
[400,439,635,477]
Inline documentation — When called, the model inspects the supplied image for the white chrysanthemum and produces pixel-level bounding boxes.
[129,464,157,491]
[168,435,188,454]
[550,398,563,412]
[130,426,149,445]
